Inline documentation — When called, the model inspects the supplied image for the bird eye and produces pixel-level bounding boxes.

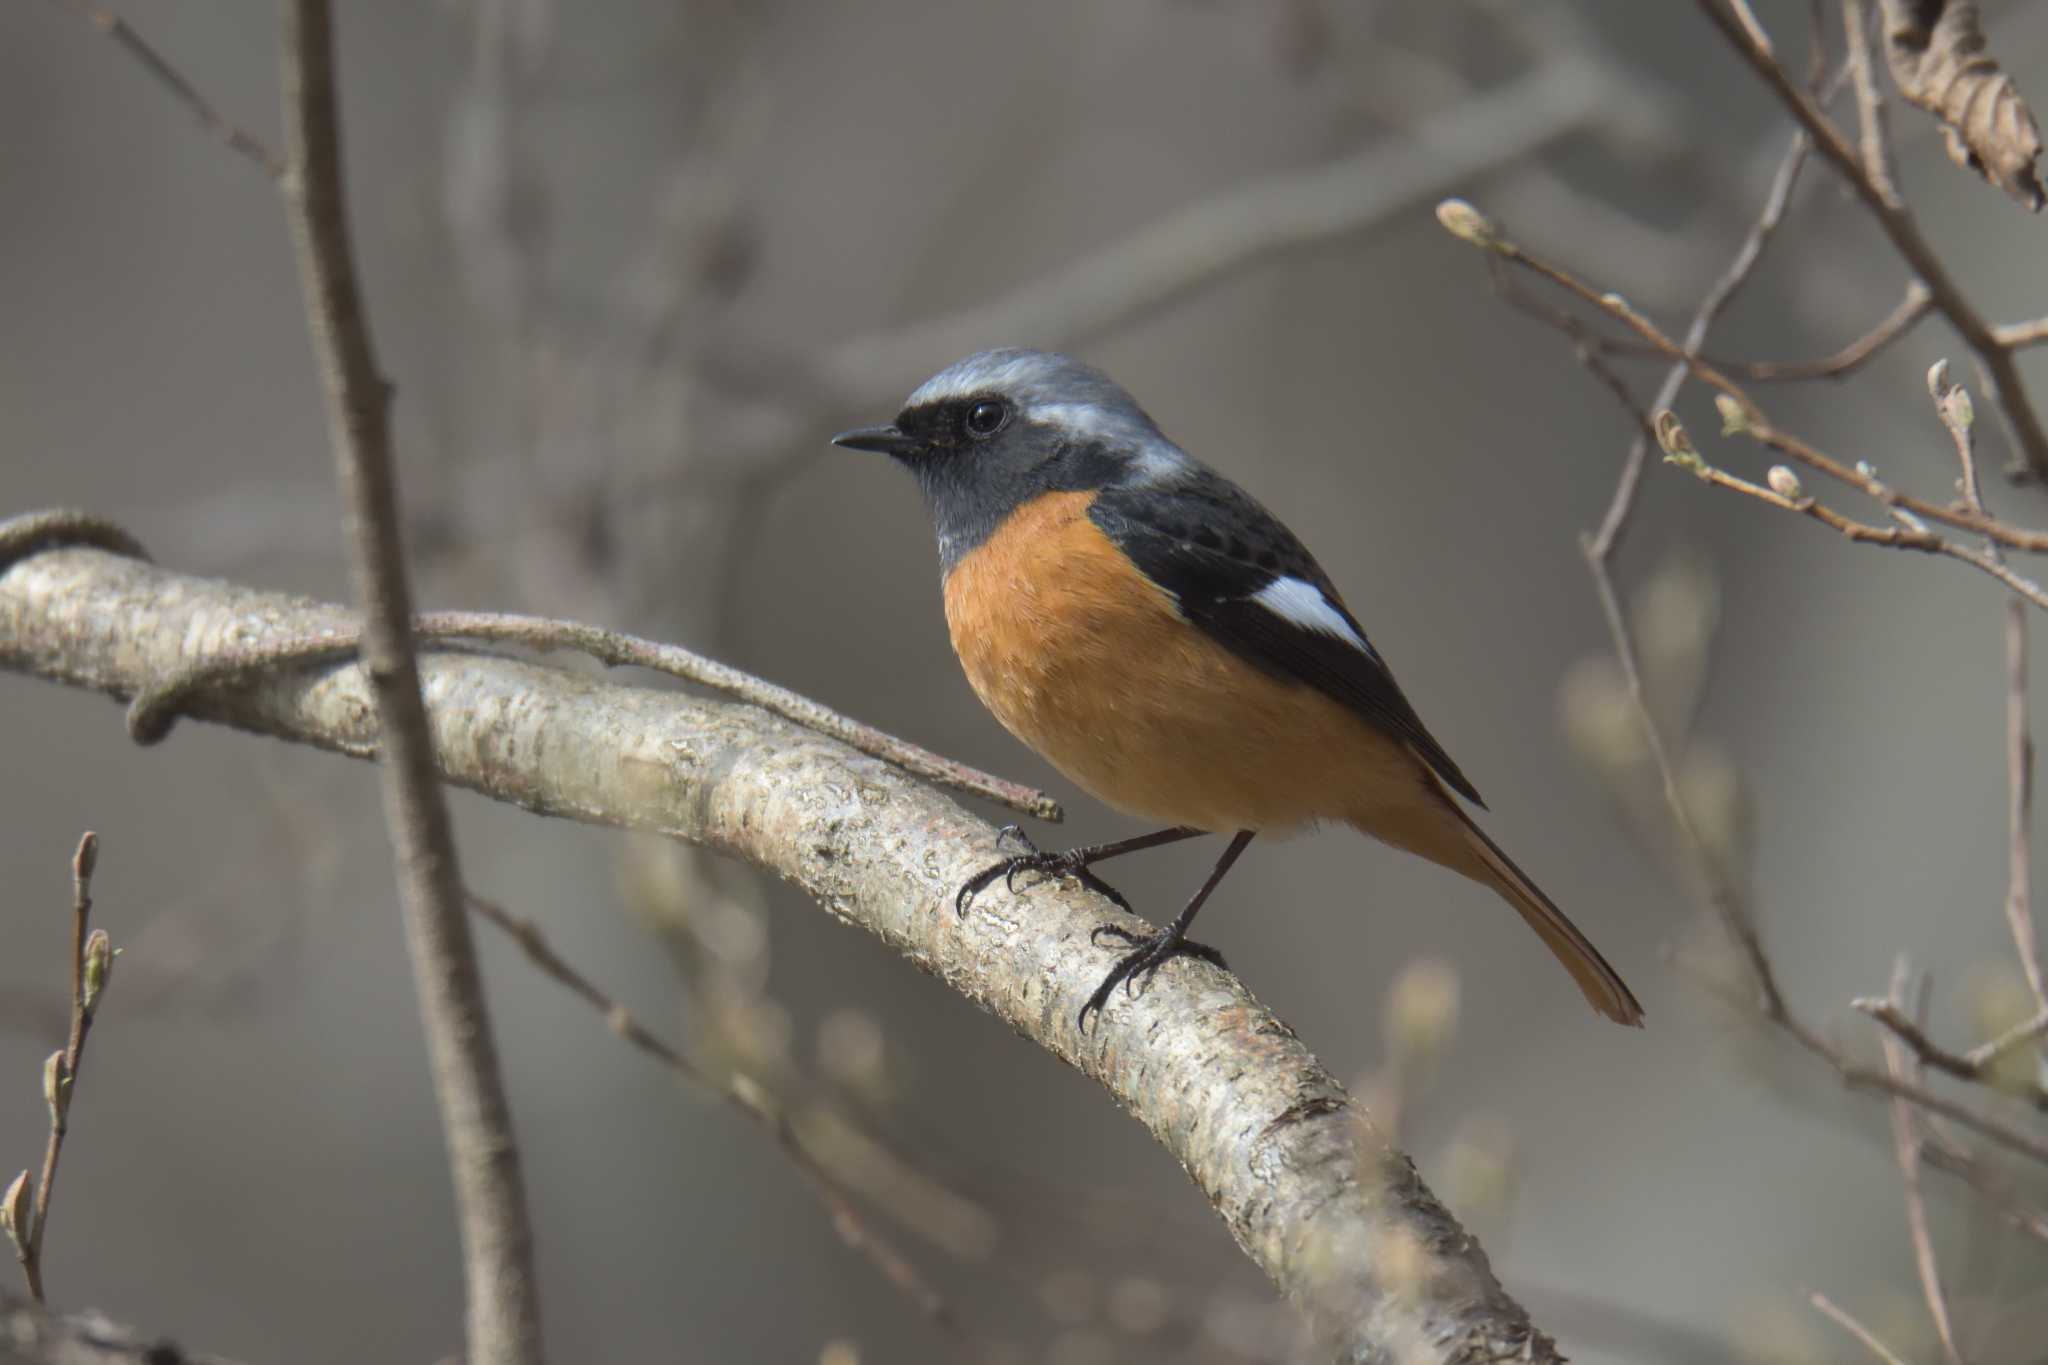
[965,400,1007,438]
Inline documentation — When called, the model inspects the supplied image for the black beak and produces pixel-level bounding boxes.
[831,423,920,457]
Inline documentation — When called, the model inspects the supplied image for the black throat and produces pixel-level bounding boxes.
[908,424,1127,575]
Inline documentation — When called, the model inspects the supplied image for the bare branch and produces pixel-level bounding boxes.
[1726,0,1778,59]
[1442,201,2048,557]
[2004,596,2046,1002]
[47,1,283,178]
[6,835,110,1307]
[124,612,1061,821]
[1586,122,1814,561]
[1444,201,2048,1171]
[1854,999,2048,1108]
[1936,360,2048,1017]
[279,7,544,1362]
[0,1293,242,1365]
[1651,410,2048,614]
[1693,0,2048,477]
[1741,282,1932,381]
[1921,1129,2048,1243]
[1810,1289,1912,1365]
[1967,1007,2048,1073]
[1995,315,2048,350]
[464,892,959,1335]
[0,532,1564,1362]
[1548,121,1816,1020]
[1876,962,1963,1365]
[1843,0,1904,206]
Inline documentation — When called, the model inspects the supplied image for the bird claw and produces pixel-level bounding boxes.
[955,832,1132,917]
[1076,927,1228,1032]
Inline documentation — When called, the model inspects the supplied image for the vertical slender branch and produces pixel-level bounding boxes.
[1841,0,1902,206]
[1586,124,1812,560]
[279,6,544,1363]
[8,834,106,1305]
[1876,962,1962,1365]
[1938,360,2048,1013]
[2005,596,2044,1009]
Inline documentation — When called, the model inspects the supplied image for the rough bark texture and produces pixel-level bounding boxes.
[0,541,1557,1364]
[1,1294,238,1365]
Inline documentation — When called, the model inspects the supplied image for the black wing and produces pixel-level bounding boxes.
[1089,474,1483,806]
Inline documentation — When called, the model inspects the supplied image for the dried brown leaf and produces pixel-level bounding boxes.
[1880,0,2045,209]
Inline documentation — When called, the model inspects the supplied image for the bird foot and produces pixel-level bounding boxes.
[955,826,1133,916]
[1077,924,1228,1031]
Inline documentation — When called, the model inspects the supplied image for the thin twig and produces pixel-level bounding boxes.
[463,892,960,1333]
[1938,359,2048,1015]
[1810,1289,1912,1365]
[1841,0,1903,206]
[2003,597,2046,1008]
[1921,1128,2048,1244]
[1448,206,2048,556]
[6,835,106,1305]
[1650,419,2048,614]
[1592,284,1933,381]
[1726,0,1777,58]
[1966,1007,2048,1072]
[1445,165,2048,1177]
[1854,999,2048,1107]
[1587,122,1814,561]
[1742,282,1933,380]
[1543,120,1807,1018]
[124,610,1061,821]
[279,7,544,1363]
[1995,316,2048,349]
[1692,0,2048,479]
[49,1,284,178]
[1876,961,1963,1365]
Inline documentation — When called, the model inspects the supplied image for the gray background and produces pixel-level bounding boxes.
[3,2,2045,1361]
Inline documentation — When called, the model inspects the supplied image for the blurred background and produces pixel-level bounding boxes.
[4,1,2047,1361]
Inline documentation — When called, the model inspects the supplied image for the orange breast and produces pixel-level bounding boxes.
[941,491,1430,833]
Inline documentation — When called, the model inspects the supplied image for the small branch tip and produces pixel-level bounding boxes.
[1434,198,1508,252]
[70,833,97,885]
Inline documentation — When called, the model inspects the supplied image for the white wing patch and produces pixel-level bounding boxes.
[1251,577,1372,652]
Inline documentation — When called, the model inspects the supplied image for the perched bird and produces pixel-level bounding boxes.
[834,349,1642,1030]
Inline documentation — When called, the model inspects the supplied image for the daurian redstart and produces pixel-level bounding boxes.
[835,349,1642,1030]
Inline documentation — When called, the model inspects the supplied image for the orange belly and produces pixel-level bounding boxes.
[942,491,1429,833]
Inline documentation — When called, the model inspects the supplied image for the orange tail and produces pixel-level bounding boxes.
[1452,807,1644,1026]
[1353,782,1645,1027]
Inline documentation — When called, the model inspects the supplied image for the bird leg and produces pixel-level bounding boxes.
[1079,829,1254,1031]
[955,824,1207,916]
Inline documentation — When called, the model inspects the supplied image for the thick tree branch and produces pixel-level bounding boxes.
[0,537,1559,1365]
[0,1293,240,1365]
[279,5,544,1362]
